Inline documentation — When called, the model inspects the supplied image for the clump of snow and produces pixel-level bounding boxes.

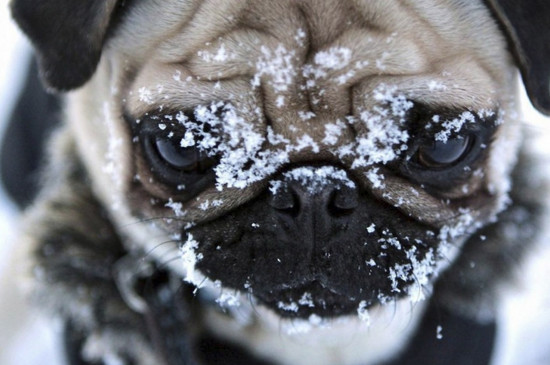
[343,84,411,168]
[299,292,315,308]
[302,47,352,81]
[388,264,409,293]
[434,111,476,142]
[138,87,154,104]
[373,239,443,310]
[252,45,297,94]
[169,101,290,189]
[438,208,476,244]
[357,301,370,324]
[180,234,203,286]
[297,111,316,121]
[215,292,241,308]
[381,231,438,303]
[436,325,443,340]
[367,224,376,234]
[312,47,352,73]
[322,120,346,145]
[379,230,402,250]
[477,109,494,120]
[365,167,386,189]
[269,166,356,195]
[427,80,447,91]
[197,43,233,63]
[295,134,320,152]
[198,199,224,211]
[404,247,436,302]
[301,46,374,86]
[165,198,186,217]
[278,301,299,313]
[294,28,307,47]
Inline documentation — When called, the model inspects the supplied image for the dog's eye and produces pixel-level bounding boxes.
[415,136,471,168]
[141,133,217,195]
[155,138,214,173]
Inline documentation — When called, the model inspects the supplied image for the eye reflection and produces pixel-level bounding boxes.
[154,137,214,173]
[417,136,471,168]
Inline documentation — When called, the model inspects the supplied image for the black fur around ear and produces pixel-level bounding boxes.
[10,0,120,91]
[485,0,550,116]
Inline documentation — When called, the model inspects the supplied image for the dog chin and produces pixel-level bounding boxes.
[199,282,428,365]
[180,227,463,318]
[180,254,442,365]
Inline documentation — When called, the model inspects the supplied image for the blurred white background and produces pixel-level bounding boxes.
[0,0,25,263]
[0,2,64,364]
[1,1,550,365]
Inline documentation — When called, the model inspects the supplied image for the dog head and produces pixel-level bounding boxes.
[11,0,550,346]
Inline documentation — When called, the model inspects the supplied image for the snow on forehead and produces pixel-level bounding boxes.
[252,45,297,93]
[349,85,412,168]
[302,46,354,80]
[152,34,496,193]
[162,82,414,191]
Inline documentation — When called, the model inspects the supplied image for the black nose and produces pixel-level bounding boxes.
[267,169,360,271]
[269,175,359,219]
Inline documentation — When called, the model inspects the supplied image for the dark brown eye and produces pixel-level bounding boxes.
[140,132,217,196]
[417,136,471,168]
[155,138,214,173]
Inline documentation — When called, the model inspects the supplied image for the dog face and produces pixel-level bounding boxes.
[66,0,518,316]
[10,0,550,364]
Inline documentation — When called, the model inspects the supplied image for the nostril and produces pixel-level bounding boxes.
[328,187,358,216]
[269,188,301,217]
[269,171,358,219]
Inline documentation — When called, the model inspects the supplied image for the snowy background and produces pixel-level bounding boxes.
[0,3,64,365]
[0,1,25,255]
[1,2,550,365]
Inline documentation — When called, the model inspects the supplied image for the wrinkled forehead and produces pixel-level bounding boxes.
[112,0,504,63]
[110,0,509,115]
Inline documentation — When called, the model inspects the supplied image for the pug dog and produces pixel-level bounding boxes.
[9,0,550,364]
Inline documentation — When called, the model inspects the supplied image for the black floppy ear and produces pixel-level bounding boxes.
[10,0,120,91]
[484,0,550,116]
